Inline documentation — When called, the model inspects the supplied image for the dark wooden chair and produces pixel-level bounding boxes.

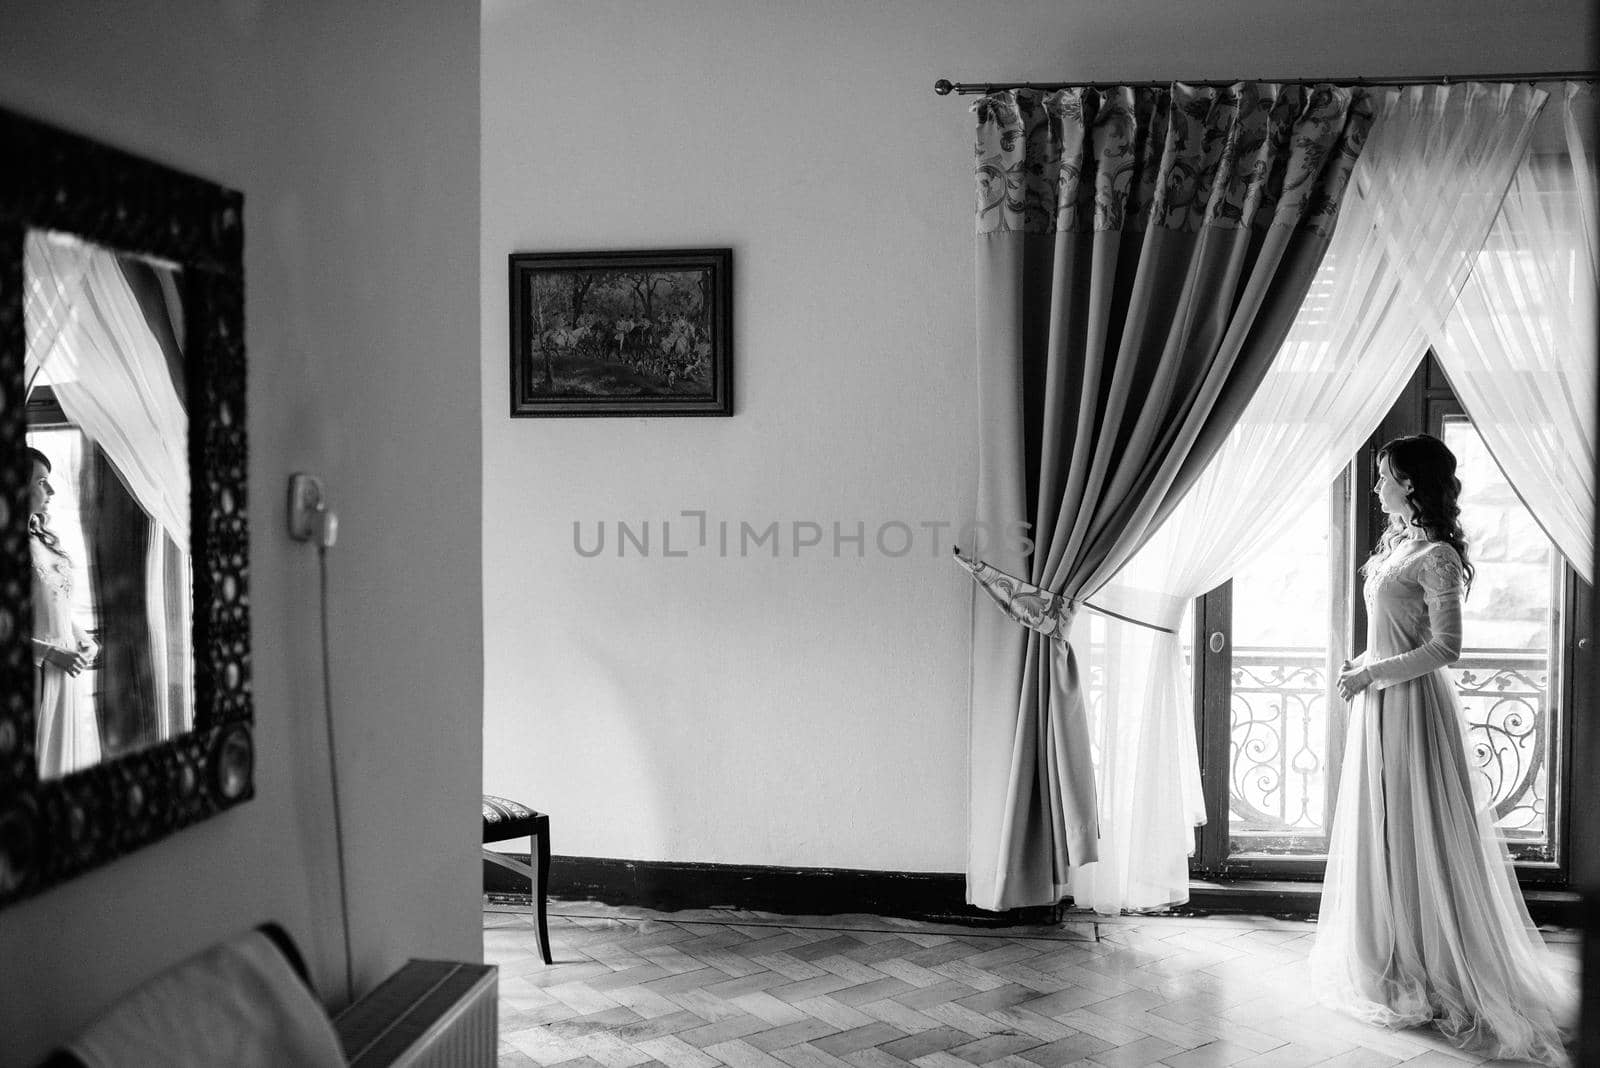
[482,794,552,964]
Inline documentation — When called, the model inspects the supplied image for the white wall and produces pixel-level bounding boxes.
[0,3,482,1064]
[481,0,1595,871]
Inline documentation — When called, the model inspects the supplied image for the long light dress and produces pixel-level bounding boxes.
[31,538,99,778]
[1308,537,1570,1065]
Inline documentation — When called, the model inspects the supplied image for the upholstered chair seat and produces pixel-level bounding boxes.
[482,794,551,964]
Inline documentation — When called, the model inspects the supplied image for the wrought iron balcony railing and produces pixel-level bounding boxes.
[1227,646,1551,858]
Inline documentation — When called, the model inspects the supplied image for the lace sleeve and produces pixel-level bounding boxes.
[1418,543,1465,595]
[1365,543,1465,691]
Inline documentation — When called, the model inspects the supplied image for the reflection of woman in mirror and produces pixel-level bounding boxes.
[27,446,101,776]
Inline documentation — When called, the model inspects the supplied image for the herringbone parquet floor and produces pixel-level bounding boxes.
[485,902,1580,1068]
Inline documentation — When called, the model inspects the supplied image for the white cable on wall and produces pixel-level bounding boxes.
[318,541,354,1008]
[290,473,353,1005]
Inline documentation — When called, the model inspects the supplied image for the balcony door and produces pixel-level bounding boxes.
[1188,355,1592,886]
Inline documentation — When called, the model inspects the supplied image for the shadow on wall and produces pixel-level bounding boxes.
[485,632,673,858]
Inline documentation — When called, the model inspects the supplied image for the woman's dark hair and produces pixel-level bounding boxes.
[25,445,66,556]
[1365,433,1474,593]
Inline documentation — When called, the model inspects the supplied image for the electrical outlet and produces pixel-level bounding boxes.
[287,473,325,542]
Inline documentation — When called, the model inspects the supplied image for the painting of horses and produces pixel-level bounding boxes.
[509,248,732,416]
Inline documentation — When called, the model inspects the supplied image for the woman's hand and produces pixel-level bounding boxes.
[1337,659,1372,701]
[76,637,99,664]
[42,645,91,677]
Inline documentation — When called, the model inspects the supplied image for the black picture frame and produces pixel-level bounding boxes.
[0,108,252,909]
[509,248,733,417]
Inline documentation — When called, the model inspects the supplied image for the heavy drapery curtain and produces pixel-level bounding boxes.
[966,82,1377,910]
[25,230,193,739]
[1080,82,1549,912]
[1429,83,1597,582]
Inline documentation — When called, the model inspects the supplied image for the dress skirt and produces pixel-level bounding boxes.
[1308,664,1571,1065]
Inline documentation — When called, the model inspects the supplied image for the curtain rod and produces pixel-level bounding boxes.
[934,71,1599,95]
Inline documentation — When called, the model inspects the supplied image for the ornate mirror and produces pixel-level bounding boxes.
[0,109,251,907]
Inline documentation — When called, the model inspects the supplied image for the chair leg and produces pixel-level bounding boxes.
[533,813,552,964]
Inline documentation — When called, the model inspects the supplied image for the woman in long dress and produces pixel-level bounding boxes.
[27,446,100,778]
[1309,434,1570,1065]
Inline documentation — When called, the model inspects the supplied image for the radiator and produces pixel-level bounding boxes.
[334,959,499,1067]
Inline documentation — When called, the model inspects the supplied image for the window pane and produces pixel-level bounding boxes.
[1227,483,1339,856]
[1442,416,1559,860]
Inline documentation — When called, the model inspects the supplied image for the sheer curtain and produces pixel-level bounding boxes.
[26,233,189,551]
[26,231,193,738]
[1071,83,1549,913]
[1430,83,1596,582]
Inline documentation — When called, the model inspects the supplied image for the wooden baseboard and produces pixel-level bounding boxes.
[484,855,1063,927]
[483,855,1582,927]
[1179,879,1580,927]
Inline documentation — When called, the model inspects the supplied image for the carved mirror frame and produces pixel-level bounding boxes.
[0,109,252,908]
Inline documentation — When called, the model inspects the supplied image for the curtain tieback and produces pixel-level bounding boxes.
[952,548,1176,637]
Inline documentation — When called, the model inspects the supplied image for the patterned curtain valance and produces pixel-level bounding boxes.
[973,82,1376,238]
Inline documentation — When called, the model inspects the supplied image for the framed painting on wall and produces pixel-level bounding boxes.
[508,248,733,416]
